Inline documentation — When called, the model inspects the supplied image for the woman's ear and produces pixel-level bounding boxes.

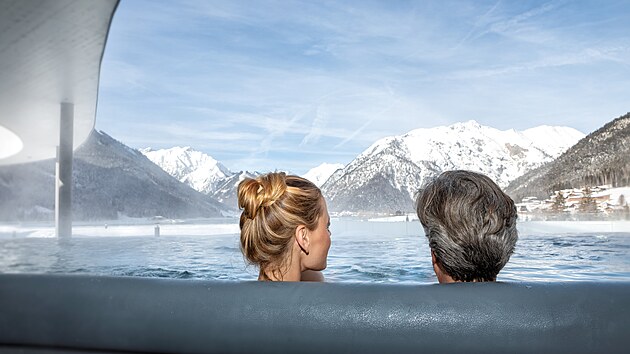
[295,225,310,255]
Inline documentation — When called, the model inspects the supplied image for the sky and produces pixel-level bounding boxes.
[96,0,630,174]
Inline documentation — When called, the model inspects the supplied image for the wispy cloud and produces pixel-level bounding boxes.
[484,0,564,42]
[97,0,630,173]
[445,45,630,80]
[300,104,328,146]
[452,0,503,51]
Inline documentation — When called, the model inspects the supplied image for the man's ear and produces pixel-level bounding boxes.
[431,250,453,283]
[431,250,443,282]
[295,225,310,255]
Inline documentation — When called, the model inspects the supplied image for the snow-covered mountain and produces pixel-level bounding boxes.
[322,120,585,213]
[303,163,344,187]
[506,113,630,202]
[141,146,232,194]
[211,171,260,210]
[0,131,229,221]
[139,146,263,209]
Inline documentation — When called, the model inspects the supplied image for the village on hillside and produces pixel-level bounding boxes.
[516,185,630,221]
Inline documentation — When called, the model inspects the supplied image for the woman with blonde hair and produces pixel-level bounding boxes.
[237,172,331,281]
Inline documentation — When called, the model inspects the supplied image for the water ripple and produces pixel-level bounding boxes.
[1,225,629,283]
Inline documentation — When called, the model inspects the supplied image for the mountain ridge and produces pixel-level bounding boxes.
[505,112,630,202]
[303,163,344,187]
[0,130,230,221]
[141,146,232,194]
[322,120,584,213]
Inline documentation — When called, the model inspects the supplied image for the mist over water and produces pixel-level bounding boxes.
[1,219,629,283]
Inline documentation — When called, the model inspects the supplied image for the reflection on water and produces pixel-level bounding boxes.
[0,220,629,283]
[504,233,630,282]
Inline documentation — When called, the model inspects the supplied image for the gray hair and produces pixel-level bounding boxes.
[416,170,518,282]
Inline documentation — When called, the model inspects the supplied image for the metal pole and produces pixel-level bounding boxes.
[55,102,74,238]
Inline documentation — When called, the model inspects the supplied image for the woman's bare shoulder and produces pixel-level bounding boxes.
[301,270,325,282]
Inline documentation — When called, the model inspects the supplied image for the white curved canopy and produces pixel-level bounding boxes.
[0,0,119,165]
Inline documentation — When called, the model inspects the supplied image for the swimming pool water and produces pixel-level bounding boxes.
[1,219,629,283]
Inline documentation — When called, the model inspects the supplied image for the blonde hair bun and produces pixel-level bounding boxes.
[238,172,288,220]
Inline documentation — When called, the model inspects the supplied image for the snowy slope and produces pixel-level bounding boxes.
[323,120,584,213]
[397,120,584,186]
[520,125,586,158]
[0,131,229,221]
[141,146,232,194]
[506,113,630,201]
[303,163,344,187]
[210,171,260,210]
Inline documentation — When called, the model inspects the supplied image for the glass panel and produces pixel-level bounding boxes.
[2,0,630,283]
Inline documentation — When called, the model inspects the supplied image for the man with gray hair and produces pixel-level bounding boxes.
[416,170,518,283]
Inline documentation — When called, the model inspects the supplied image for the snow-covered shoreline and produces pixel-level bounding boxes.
[365,217,630,235]
[0,221,240,238]
[516,220,630,235]
[1,219,629,239]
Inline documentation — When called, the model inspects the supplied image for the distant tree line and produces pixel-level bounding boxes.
[506,113,630,203]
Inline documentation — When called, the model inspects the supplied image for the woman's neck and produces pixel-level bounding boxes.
[260,246,302,281]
